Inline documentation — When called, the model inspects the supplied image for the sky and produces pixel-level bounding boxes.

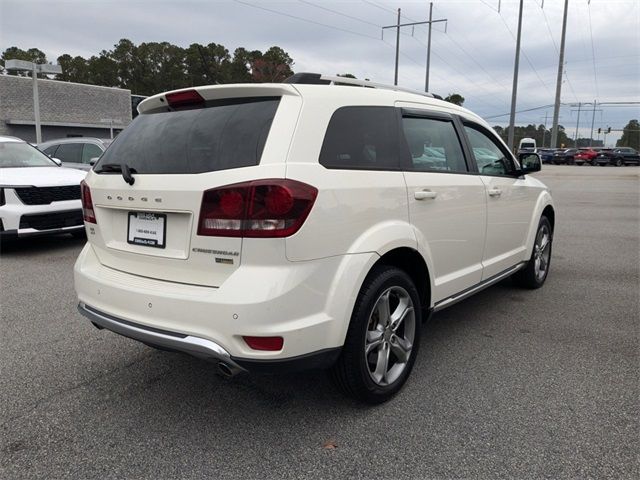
[1,0,639,146]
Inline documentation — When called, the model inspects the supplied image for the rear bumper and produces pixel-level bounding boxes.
[78,302,246,375]
[74,243,375,364]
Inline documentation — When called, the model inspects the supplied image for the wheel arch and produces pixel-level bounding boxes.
[524,194,555,258]
[373,247,432,316]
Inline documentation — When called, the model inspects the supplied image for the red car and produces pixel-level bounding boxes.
[575,148,598,166]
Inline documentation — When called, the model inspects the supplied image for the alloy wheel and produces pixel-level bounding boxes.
[364,286,416,386]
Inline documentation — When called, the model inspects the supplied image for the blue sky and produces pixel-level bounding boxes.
[2,0,639,145]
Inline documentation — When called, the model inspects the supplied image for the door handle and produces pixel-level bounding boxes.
[414,190,437,200]
[488,188,502,197]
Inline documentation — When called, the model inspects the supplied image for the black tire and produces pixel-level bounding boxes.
[512,216,553,289]
[615,158,624,167]
[330,265,422,404]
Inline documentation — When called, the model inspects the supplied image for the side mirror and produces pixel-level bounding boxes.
[518,152,541,174]
[89,157,100,166]
[51,157,62,166]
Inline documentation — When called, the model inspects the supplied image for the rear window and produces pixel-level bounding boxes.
[319,106,400,170]
[96,97,280,174]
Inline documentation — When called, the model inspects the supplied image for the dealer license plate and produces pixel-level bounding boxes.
[127,212,166,248]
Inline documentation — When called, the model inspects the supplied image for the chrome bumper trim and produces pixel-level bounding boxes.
[77,302,246,375]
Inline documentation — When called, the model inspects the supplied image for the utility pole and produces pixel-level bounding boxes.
[382,8,447,88]
[394,8,401,86]
[574,102,582,147]
[425,2,433,92]
[550,0,569,149]
[589,99,597,147]
[507,0,524,152]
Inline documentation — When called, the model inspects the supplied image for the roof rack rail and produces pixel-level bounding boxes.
[284,72,437,99]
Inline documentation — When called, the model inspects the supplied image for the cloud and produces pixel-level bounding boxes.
[1,0,638,143]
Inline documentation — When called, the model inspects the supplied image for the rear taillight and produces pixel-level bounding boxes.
[80,180,96,223]
[198,179,317,238]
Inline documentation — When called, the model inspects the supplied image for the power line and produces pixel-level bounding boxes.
[538,2,579,102]
[298,0,380,28]
[484,104,556,120]
[495,7,554,98]
[429,4,510,89]
[233,0,380,40]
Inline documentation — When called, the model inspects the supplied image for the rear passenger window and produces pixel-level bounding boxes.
[401,117,468,172]
[82,144,103,164]
[55,143,83,163]
[319,106,400,170]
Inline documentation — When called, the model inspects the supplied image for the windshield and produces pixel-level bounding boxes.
[0,142,57,168]
[96,97,281,174]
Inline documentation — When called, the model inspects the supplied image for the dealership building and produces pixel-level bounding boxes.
[0,74,132,143]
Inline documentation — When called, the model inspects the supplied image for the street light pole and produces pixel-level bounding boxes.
[5,59,62,144]
[32,64,42,144]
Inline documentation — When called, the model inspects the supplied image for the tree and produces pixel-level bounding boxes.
[184,42,231,87]
[2,46,48,76]
[444,93,464,106]
[229,47,261,83]
[616,119,640,149]
[251,46,294,82]
[56,54,90,83]
[5,41,297,93]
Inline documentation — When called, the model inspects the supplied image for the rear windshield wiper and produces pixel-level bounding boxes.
[94,163,137,185]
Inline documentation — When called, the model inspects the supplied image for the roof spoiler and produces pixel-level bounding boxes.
[284,72,437,99]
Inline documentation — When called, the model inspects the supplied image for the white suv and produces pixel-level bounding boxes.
[74,74,554,403]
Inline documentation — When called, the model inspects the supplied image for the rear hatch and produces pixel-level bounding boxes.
[83,85,301,287]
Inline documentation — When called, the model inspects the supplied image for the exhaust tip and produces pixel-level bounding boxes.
[218,362,234,378]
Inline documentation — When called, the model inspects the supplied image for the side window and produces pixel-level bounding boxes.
[43,145,58,157]
[401,116,468,173]
[464,124,514,176]
[82,144,103,164]
[319,106,400,170]
[55,143,83,163]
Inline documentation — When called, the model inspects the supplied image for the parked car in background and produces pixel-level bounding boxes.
[0,136,87,241]
[537,148,556,164]
[74,74,555,404]
[575,148,598,166]
[595,147,640,166]
[552,148,578,165]
[518,137,536,152]
[38,138,112,171]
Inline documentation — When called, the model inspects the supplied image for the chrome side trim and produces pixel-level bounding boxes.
[77,303,246,375]
[433,262,526,312]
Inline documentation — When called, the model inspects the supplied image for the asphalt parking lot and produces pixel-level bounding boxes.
[1,165,638,479]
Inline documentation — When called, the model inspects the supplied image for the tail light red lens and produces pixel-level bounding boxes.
[198,179,317,238]
[80,180,96,223]
[243,336,284,351]
[165,89,204,110]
